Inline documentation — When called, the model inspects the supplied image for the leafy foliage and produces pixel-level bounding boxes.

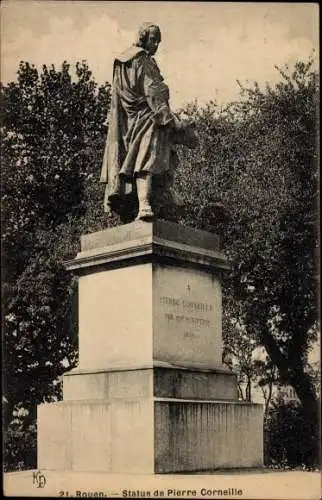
[264,398,320,468]
[176,58,319,461]
[3,411,37,472]
[1,61,111,470]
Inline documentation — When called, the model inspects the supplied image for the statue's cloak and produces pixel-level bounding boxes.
[100,46,175,198]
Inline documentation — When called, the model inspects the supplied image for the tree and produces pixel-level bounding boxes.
[264,397,319,469]
[176,58,319,464]
[222,315,277,410]
[1,61,111,470]
[223,302,279,417]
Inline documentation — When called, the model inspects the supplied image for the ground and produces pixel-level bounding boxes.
[3,469,321,499]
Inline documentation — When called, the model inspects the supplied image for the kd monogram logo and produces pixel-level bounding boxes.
[32,470,47,488]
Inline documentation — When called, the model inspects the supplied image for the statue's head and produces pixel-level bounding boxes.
[135,22,161,56]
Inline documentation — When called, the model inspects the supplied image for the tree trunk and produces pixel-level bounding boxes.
[261,325,320,465]
[289,368,320,463]
[261,381,273,419]
[237,382,245,400]
[246,376,252,401]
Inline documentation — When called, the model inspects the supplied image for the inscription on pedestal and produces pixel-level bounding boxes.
[161,296,213,339]
[154,265,223,368]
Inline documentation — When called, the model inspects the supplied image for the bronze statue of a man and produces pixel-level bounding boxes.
[100,22,197,220]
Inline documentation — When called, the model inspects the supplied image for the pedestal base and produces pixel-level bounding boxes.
[38,221,264,473]
[38,394,263,473]
[63,366,238,401]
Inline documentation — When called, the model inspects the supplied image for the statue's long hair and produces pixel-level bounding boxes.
[135,22,161,48]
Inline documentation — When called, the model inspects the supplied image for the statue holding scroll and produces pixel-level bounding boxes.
[100,22,198,221]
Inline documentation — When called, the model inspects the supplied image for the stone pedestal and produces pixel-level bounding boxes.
[37,220,263,473]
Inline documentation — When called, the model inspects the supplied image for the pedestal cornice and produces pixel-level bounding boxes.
[65,220,230,274]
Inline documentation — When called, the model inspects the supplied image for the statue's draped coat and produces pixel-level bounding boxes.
[100,46,175,198]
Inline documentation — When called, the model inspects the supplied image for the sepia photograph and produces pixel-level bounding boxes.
[1,1,320,498]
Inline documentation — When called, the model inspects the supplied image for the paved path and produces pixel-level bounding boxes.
[3,469,321,499]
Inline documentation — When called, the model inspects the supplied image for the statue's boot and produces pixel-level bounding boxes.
[136,174,154,221]
[107,176,126,203]
[103,177,126,214]
[103,184,112,214]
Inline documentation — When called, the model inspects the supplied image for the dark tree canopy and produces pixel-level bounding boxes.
[1,61,111,470]
[175,58,319,463]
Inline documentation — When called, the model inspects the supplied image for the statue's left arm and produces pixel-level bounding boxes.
[137,55,198,148]
[138,55,177,127]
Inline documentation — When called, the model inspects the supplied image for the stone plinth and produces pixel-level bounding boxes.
[66,220,228,371]
[38,398,263,473]
[63,367,238,401]
[37,220,263,473]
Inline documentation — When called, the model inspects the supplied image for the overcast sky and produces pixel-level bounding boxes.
[1,1,319,109]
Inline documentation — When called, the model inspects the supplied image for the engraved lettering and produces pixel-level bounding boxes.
[160,296,213,332]
[160,296,181,307]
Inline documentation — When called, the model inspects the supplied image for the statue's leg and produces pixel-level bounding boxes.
[108,175,126,202]
[135,173,154,220]
[103,176,127,215]
[103,184,113,215]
